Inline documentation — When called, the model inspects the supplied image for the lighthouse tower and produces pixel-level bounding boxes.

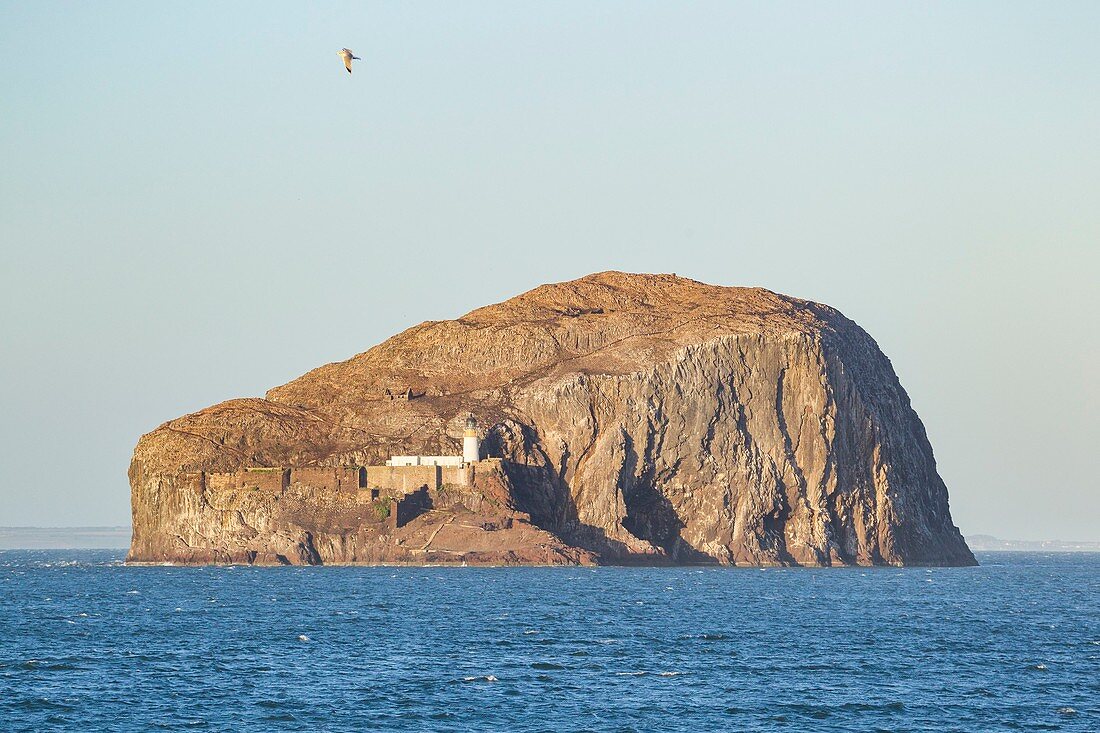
[462,415,480,464]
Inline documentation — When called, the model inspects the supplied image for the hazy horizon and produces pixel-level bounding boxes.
[2,2,1098,541]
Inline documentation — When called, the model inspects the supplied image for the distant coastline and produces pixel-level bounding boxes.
[2,527,1098,554]
[966,535,1100,553]
[0,527,131,550]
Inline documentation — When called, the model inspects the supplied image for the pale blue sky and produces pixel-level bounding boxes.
[1,1,1097,540]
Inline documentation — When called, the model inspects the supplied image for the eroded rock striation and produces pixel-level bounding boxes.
[128,272,975,566]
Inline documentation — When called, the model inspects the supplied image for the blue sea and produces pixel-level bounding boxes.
[1,552,1096,732]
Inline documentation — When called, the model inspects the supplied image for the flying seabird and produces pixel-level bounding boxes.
[338,48,360,74]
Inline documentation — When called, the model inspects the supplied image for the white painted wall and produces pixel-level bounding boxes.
[386,455,464,467]
[462,435,480,463]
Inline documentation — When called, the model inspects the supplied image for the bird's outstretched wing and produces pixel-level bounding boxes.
[338,48,356,74]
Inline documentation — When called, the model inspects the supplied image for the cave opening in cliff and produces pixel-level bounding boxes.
[621,483,680,551]
[620,483,715,563]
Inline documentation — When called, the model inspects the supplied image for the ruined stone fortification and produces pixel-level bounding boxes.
[129,458,586,566]
[128,272,975,566]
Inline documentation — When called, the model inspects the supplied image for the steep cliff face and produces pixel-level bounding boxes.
[128,272,974,566]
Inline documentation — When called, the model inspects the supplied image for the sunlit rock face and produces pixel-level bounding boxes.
[128,272,975,567]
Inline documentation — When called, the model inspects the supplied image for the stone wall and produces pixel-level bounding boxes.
[288,467,363,494]
[364,464,440,494]
[440,465,467,487]
[195,460,504,500]
[387,456,464,467]
[245,468,290,492]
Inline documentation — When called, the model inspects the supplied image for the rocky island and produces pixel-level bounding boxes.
[127,272,975,567]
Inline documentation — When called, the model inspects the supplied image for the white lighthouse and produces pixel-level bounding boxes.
[462,415,480,464]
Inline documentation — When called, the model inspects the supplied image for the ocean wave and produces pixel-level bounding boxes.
[0,550,1095,729]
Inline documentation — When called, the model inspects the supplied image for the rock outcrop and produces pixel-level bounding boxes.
[127,272,975,566]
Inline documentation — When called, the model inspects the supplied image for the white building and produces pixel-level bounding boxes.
[385,415,481,467]
[463,415,480,463]
[386,455,464,467]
